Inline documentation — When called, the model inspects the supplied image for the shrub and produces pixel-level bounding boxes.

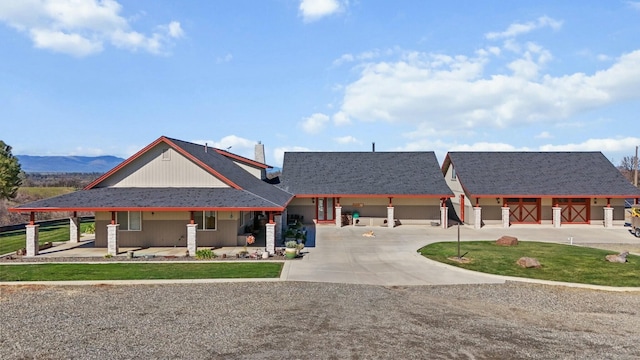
[285,240,298,249]
[195,248,216,259]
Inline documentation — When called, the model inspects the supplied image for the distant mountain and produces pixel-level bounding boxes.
[16,155,125,173]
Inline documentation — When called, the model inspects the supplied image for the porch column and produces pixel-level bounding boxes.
[473,207,482,229]
[265,222,275,255]
[335,206,342,228]
[69,216,80,243]
[552,206,562,228]
[25,224,40,257]
[107,223,120,256]
[603,206,614,228]
[501,206,510,228]
[187,223,197,256]
[387,206,394,228]
[440,205,448,229]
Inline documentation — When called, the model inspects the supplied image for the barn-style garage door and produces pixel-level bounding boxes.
[554,198,590,224]
[506,198,540,224]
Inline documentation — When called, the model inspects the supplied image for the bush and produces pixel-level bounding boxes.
[285,240,298,249]
[195,248,216,259]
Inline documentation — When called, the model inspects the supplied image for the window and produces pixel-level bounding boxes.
[451,166,456,181]
[196,211,217,230]
[117,211,142,231]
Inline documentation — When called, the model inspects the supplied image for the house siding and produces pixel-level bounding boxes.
[98,144,229,188]
[95,211,240,247]
[233,161,263,179]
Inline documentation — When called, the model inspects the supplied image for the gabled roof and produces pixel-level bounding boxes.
[12,136,293,212]
[443,151,640,198]
[278,151,453,197]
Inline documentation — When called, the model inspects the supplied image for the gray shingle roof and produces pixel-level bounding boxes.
[445,152,640,197]
[278,152,453,197]
[14,137,293,211]
[13,187,287,211]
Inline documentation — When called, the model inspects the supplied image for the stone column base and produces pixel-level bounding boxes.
[501,207,510,228]
[70,217,80,243]
[473,207,482,229]
[187,224,198,256]
[335,206,342,228]
[26,224,40,257]
[107,224,120,256]
[387,207,394,228]
[440,206,448,229]
[604,207,614,228]
[552,207,562,228]
[265,223,275,255]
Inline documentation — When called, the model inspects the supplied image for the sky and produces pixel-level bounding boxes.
[1,0,640,168]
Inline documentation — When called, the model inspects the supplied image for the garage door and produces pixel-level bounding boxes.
[506,198,540,224]
[554,198,590,224]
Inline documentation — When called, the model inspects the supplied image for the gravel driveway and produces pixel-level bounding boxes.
[2,282,639,359]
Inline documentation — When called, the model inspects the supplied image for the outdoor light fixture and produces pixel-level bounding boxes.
[496,198,500,204]
[594,198,597,204]
[312,198,315,204]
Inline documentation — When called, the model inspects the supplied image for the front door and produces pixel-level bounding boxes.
[316,197,335,222]
[506,198,540,224]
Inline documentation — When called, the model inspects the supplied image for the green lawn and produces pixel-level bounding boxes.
[0,262,283,281]
[19,187,76,198]
[0,222,94,255]
[419,241,640,287]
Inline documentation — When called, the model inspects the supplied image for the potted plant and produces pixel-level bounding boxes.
[284,228,297,242]
[285,240,298,259]
[295,231,307,244]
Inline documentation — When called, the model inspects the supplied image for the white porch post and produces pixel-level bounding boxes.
[501,206,510,228]
[335,206,342,228]
[25,224,40,257]
[440,205,448,229]
[69,216,80,243]
[265,222,275,255]
[603,206,614,228]
[187,223,197,256]
[107,223,120,256]
[473,207,482,229]
[387,206,394,228]
[552,206,562,228]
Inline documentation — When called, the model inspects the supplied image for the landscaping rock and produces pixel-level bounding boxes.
[516,257,541,268]
[496,236,518,246]
[605,251,629,263]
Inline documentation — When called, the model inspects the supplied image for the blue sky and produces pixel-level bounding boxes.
[1,0,639,167]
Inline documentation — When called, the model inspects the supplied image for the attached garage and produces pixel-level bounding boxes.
[442,151,640,228]
[278,151,453,228]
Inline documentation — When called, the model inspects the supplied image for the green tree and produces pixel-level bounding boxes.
[0,140,22,200]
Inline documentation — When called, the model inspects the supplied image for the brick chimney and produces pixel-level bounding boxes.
[255,141,265,164]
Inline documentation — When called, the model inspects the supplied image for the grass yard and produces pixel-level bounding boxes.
[0,262,283,281]
[419,241,640,287]
[0,222,94,255]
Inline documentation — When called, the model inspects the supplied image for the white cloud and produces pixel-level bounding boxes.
[216,53,233,63]
[299,0,344,22]
[538,137,640,152]
[300,113,330,134]
[167,21,184,38]
[627,1,640,10]
[334,135,359,144]
[332,48,640,134]
[535,131,553,139]
[332,49,382,67]
[0,0,183,57]
[273,146,310,167]
[332,111,351,126]
[485,16,562,40]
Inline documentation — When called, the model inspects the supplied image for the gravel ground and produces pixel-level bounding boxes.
[1,282,639,359]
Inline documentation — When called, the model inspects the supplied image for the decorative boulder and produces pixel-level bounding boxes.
[496,236,518,246]
[516,257,541,268]
[605,252,629,263]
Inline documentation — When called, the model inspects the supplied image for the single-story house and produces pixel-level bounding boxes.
[10,136,293,256]
[442,151,640,228]
[277,151,454,228]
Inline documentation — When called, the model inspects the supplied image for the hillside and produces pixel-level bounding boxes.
[16,155,124,173]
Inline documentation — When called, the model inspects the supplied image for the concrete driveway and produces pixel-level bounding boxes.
[283,223,640,286]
